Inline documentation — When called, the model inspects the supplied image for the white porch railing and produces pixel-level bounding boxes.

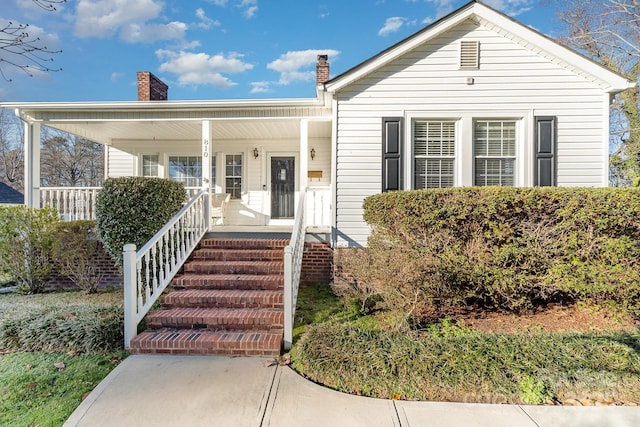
[305,186,331,228]
[283,188,307,350]
[123,189,210,348]
[40,187,101,220]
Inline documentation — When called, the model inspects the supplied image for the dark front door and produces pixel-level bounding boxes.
[271,157,295,219]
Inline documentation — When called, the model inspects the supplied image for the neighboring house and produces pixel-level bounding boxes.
[0,182,24,205]
[2,1,634,248]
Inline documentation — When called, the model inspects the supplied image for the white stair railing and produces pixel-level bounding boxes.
[283,188,307,350]
[40,187,102,221]
[123,188,210,348]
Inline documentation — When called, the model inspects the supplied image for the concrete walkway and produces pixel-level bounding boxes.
[64,355,640,427]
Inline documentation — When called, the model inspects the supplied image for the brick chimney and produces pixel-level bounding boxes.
[316,55,330,85]
[137,71,168,101]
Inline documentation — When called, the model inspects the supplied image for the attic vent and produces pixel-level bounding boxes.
[460,40,479,69]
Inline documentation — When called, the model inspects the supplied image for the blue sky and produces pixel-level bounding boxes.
[0,0,559,102]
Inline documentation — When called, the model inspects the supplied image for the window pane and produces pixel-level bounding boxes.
[474,120,516,186]
[168,155,202,187]
[414,120,455,189]
[142,154,159,177]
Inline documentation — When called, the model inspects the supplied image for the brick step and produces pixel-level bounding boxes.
[191,248,284,262]
[146,307,284,331]
[200,238,289,250]
[172,274,284,290]
[129,328,282,356]
[184,260,283,275]
[162,289,283,309]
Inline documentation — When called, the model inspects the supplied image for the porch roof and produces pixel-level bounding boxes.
[2,97,332,145]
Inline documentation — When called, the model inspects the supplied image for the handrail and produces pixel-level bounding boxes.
[123,188,210,348]
[283,188,307,350]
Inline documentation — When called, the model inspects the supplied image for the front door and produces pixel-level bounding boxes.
[270,157,295,219]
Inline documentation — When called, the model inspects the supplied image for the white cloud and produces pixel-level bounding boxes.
[156,49,253,88]
[110,72,123,81]
[378,17,406,36]
[74,0,187,43]
[195,8,221,30]
[250,81,271,94]
[238,0,258,18]
[267,49,340,85]
[120,21,187,43]
[206,0,228,6]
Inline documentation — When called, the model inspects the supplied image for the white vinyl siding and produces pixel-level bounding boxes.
[474,120,516,186]
[107,147,135,177]
[334,19,610,247]
[413,120,456,188]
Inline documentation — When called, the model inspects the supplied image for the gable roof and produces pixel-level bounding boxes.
[0,182,24,204]
[324,0,634,94]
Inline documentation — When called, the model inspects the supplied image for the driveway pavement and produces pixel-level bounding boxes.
[64,355,640,427]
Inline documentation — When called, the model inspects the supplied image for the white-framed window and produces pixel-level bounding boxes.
[413,120,456,189]
[474,120,516,186]
[225,154,243,199]
[168,155,202,187]
[142,154,159,177]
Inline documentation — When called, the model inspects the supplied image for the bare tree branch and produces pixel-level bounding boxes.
[0,0,66,81]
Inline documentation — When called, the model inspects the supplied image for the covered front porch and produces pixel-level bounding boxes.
[14,98,334,232]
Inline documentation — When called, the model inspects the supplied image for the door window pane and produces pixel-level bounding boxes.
[225,154,242,199]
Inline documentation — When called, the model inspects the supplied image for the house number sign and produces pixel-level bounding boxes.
[203,138,209,158]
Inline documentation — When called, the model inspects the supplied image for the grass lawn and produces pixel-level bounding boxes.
[291,284,640,406]
[0,351,126,427]
[0,289,126,427]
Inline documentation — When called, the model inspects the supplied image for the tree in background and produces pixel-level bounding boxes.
[553,0,640,186]
[0,108,24,192]
[0,0,65,81]
[41,129,104,187]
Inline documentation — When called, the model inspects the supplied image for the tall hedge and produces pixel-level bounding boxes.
[95,177,187,266]
[349,187,640,316]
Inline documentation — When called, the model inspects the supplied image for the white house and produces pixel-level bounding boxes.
[3,0,635,353]
[3,0,634,249]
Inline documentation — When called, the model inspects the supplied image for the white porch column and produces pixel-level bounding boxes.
[23,121,41,208]
[202,120,212,229]
[300,118,309,191]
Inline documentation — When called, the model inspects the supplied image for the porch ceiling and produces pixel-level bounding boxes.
[44,119,331,146]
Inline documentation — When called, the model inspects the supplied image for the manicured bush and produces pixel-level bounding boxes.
[292,321,640,403]
[95,177,186,266]
[51,220,103,293]
[0,206,60,294]
[336,187,640,316]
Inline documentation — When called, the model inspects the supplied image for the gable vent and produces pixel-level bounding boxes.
[460,40,479,69]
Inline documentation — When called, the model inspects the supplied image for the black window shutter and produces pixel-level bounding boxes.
[534,116,557,187]
[382,117,404,192]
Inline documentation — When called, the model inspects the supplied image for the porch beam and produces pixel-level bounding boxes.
[23,121,41,208]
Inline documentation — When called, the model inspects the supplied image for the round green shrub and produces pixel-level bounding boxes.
[95,177,187,266]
